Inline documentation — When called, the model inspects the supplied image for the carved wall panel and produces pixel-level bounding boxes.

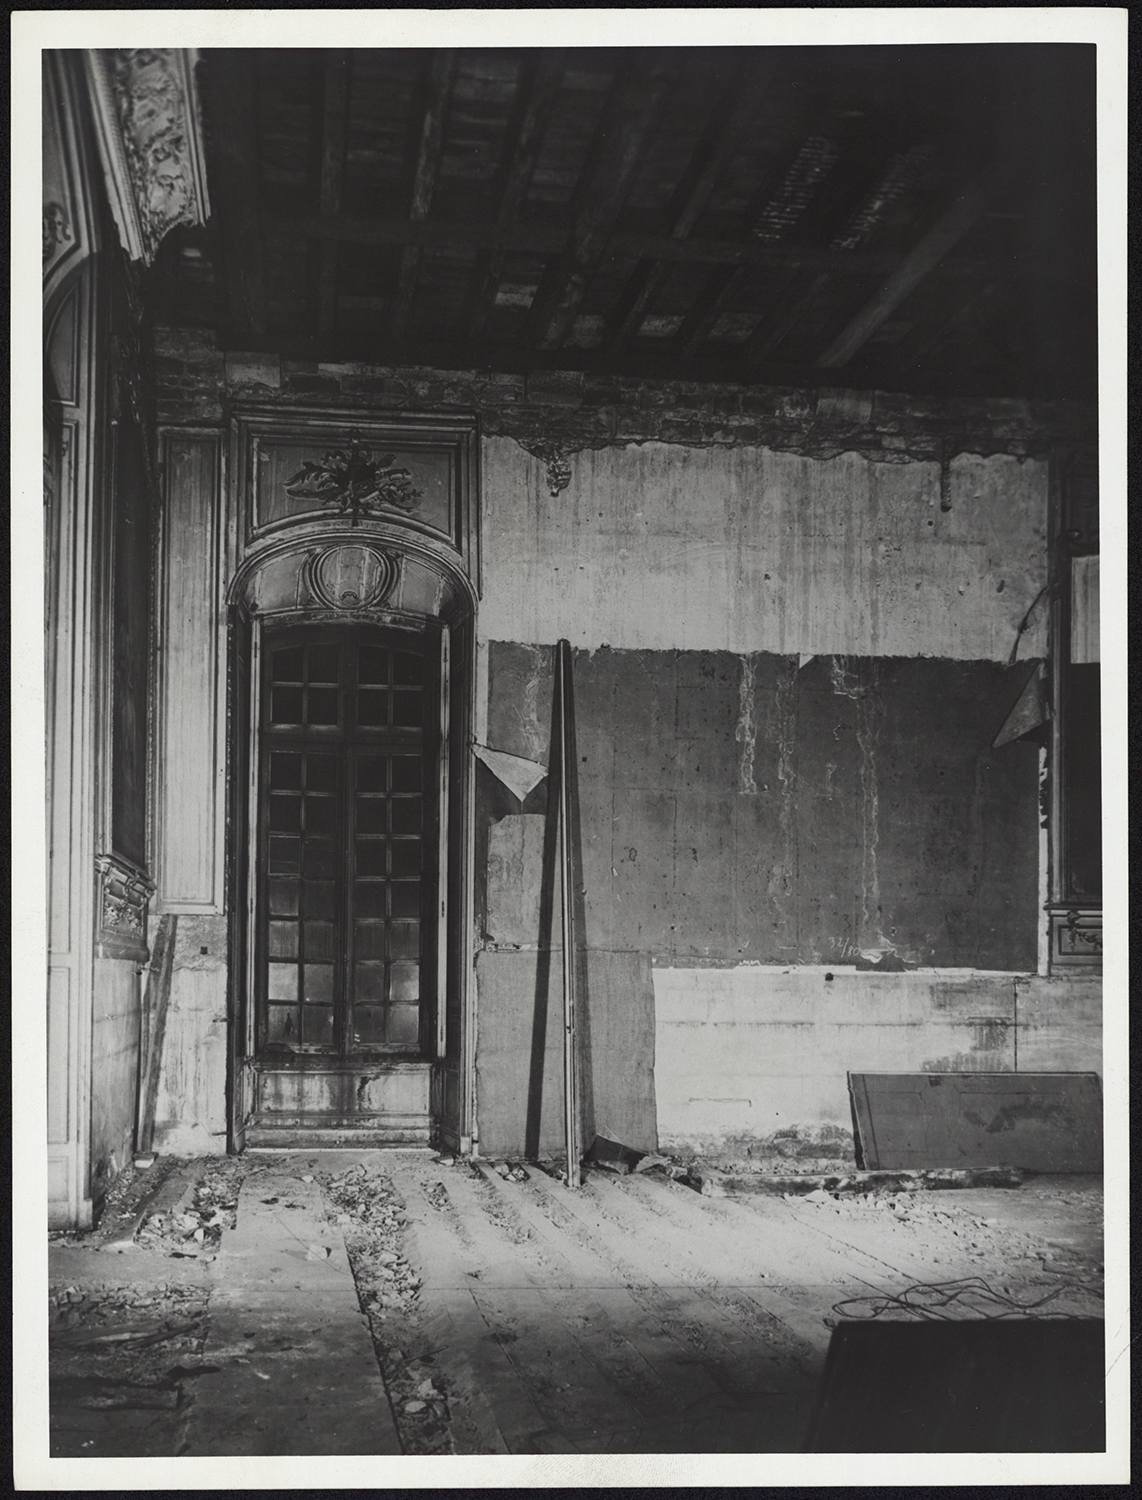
[231,408,480,588]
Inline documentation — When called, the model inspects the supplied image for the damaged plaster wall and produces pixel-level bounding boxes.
[151,916,228,1154]
[479,438,1048,660]
[473,437,1096,1158]
[477,643,1044,1155]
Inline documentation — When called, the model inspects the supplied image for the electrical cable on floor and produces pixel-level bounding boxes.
[831,1274,1101,1323]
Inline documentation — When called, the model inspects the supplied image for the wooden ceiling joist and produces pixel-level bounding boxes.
[674,265,745,359]
[530,55,675,351]
[288,210,943,277]
[607,73,761,353]
[389,50,456,343]
[466,50,566,343]
[816,127,1029,370]
[316,49,350,337]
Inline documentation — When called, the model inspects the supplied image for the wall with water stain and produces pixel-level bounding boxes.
[481,644,1039,969]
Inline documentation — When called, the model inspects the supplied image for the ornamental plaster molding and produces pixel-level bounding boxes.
[95,852,155,961]
[84,49,211,265]
[517,439,574,497]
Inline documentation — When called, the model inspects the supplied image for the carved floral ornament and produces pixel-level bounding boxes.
[518,439,574,497]
[42,201,73,265]
[285,435,423,527]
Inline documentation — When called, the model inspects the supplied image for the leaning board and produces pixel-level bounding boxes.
[848,1072,1102,1172]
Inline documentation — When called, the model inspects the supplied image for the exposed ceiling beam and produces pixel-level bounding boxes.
[607,72,761,354]
[316,49,350,338]
[815,130,1029,370]
[389,50,456,343]
[467,50,565,343]
[742,270,830,367]
[673,265,746,359]
[200,50,268,342]
[530,55,675,350]
[278,210,961,278]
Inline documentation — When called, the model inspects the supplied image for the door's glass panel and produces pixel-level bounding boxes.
[391,758,422,792]
[387,1004,420,1045]
[306,686,339,725]
[272,647,304,682]
[304,920,336,960]
[355,920,386,959]
[359,645,390,686]
[358,689,387,727]
[271,686,303,724]
[307,644,339,683]
[357,798,387,835]
[305,754,338,793]
[304,880,335,920]
[269,795,302,832]
[270,752,302,789]
[356,840,386,878]
[303,1007,335,1045]
[390,842,420,878]
[355,961,386,1001]
[304,796,336,835]
[266,1005,299,1043]
[357,757,386,793]
[303,840,335,877]
[390,797,421,836]
[269,878,299,916]
[303,964,333,1003]
[390,960,419,1004]
[267,962,298,1001]
[392,690,422,727]
[393,650,423,685]
[352,1006,386,1045]
[390,920,419,959]
[269,836,301,874]
[354,881,385,918]
[390,881,420,918]
[268,921,298,958]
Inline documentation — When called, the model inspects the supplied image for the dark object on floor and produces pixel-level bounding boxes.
[694,1165,1023,1197]
[849,1071,1103,1172]
[586,1135,642,1175]
[804,1317,1105,1452]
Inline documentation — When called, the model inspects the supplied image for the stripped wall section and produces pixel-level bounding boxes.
[480,439,1048,661]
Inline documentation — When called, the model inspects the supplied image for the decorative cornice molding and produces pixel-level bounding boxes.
[84,49,211,265]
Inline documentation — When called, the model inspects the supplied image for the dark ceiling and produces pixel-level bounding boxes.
[149,44,1098,402]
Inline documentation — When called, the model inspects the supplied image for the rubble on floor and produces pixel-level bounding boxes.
[45,1152,1105,1459]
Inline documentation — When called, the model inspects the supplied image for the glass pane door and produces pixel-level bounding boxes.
[256,627,433,1058]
